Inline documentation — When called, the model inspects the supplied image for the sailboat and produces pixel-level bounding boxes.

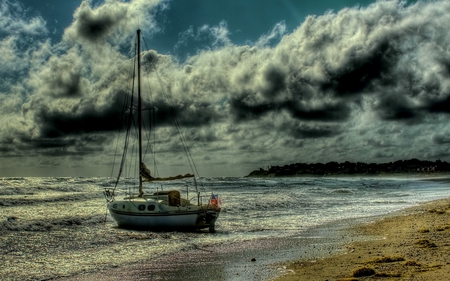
[103,30,220,232]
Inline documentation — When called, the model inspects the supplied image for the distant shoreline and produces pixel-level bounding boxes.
[246,159,450,178]
[247,172,450,179]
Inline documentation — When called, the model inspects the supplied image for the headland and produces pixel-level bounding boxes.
[247,159,450,177]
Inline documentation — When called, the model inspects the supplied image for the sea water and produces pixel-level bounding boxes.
[1,176,449,280]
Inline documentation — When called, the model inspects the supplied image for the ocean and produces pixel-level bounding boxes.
[1,176,450,280]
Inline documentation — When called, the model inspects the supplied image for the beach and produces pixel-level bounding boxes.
[274,196,450,280]
[1,176,450,281]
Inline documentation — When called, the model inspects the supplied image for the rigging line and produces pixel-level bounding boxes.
[139,35,167,179]
[129,114,139,178]
[152,109,159,177]
[140,107,152,163]
[115,110,132,189]
[153,69,201,191]
[140,34,158,170]
[141,108,160,178]
[142,78,155,163]
[104,203,108,224]
[111,45,136,180]
[143,79,158,175]
[86,201,110,218]
[128,142,137,185]
[113,41,138,192]
[143,116,154,167]
[167,85,197,175]
[110,85,129,178]
[149,107,159,177]
[142,34,198,184]
[70,193,111,221]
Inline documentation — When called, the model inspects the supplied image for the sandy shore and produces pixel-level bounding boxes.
[274,196,450,281]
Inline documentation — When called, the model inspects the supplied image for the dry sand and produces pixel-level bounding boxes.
[274,196,450,281]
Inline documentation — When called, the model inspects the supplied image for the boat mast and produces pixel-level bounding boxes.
[137,29,144,196]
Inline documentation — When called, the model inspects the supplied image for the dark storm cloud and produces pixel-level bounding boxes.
[432,134,450,145]
[285,123,341,139]
[73,4,118,41]
[375,94,418,121]
[228,85,348,126]
[37,134,108,157]
[374,151,394,158]
[141,50,160,71]
[27,138,77,149]
[33,93,125,138]
[20,134,107,152]
[152,100,221,127]
[229,92,276,122]
[426,95,450,114]
[259,65,287,98]
[64,0,161,44]
[320,38,399,97]
[46,70,84,98]
[229,91,350,123]
[365,138,394,148]
[284,101,350,121]
[0,132,106,157]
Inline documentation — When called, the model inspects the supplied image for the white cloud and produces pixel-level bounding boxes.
[0,0,47,35]
[255,21,287,47]
[63,0,162,45]
[175,20,232,53]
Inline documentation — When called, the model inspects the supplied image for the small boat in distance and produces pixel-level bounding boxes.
[103,30,220,232]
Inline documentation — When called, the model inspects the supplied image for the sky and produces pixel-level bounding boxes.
[2,0,450,178]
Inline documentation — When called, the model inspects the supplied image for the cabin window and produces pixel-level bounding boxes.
[148,205,155,211]
[138,205,146,211]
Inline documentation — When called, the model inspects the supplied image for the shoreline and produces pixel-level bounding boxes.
[273,196,450,280]
[57,214,373,281]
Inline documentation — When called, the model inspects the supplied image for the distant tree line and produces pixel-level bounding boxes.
[247,159,450,177]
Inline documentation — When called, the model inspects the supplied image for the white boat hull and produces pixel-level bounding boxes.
[107,200,219,231]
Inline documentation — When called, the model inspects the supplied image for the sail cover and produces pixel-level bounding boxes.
[140,163,154,181]
[140,162,194,182]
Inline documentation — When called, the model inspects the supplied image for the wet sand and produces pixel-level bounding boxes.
[275,196,450,280]
[55,221,358,281]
